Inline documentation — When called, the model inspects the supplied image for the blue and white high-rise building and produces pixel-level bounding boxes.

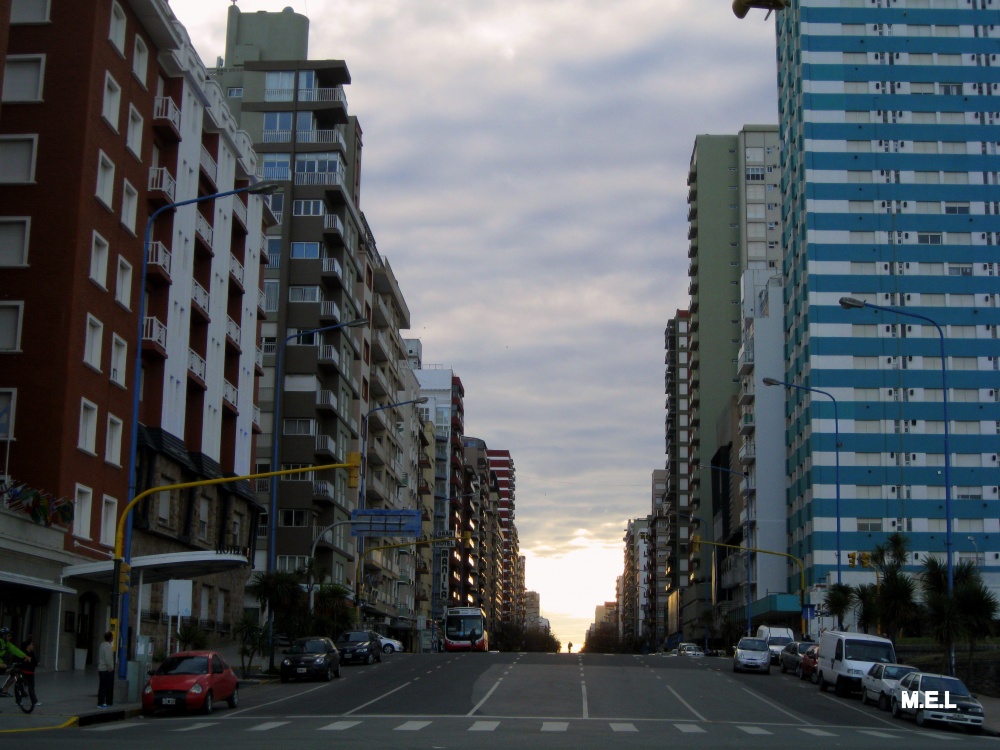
[775,0,1000,590]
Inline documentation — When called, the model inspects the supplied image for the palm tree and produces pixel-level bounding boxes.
[955,579,998,680]
[246,569,305,667]
[923,590,964,674]
[824,583,854,630]
[879,567,918,643]
[851,583,879,635]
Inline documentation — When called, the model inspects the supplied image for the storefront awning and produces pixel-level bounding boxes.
[1,571,77,595]
[61,550,250,586]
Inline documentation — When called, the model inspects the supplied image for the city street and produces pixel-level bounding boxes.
[21,652,999,749]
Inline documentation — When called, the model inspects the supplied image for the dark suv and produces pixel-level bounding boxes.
[280,637,341,682]
[336,630,383,665]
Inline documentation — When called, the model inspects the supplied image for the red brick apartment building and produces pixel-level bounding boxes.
[0,0,270,670]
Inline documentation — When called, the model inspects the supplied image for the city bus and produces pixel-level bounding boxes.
[443,607,488,652]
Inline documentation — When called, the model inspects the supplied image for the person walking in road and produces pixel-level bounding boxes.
[97,631,114,708]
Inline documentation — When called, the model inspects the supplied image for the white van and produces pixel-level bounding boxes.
[816,631,896,694]
[756,626,794,664]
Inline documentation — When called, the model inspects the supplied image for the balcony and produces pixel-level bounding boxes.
[225,315,242,352]
[255,345,264,375]
[191,279,210,321]
[313,480,336,504]
[294,170,345,189]
[200,145,218,186]
[296,129,346,149]
[257,287,267,319]
[152,96,181,140]
[321,256,344,285]
[148,167,176,206]
[195,212,214,250]
[316,390,336,411]
[320,300,341,321]
[299,87,348,106]
[739,412,756,436]
[323,214,344,239]
[315,433,337,458]
[146,241,172,285]
[187,349,207,389]
[738,381,755,405]
[737,347,755,377]
[262,130,293,143]
[317,345,339,368]
[232,196,248,231]
[739,442,756,465]
[142,317,167,357]
[228,253,245,291]
[222,379,238,413]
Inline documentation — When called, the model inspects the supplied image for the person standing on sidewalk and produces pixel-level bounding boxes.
[97,631,114,708]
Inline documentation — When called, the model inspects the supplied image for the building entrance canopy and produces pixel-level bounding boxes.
[62,550,251,586]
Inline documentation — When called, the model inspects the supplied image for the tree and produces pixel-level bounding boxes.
[233,612,267,679]
[824,583,853,630]
[312,583,356,637]
[245,569,306,668]
[878,567,918,644]
[955,579,998,680]
[720,615,742,651]
[922,590,964,674]
[851,583,879,635]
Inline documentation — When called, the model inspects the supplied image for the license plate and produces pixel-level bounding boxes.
[297,668,307,673]
[162,698,175,706]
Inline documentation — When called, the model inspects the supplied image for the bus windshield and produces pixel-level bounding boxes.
[446,614,482,639]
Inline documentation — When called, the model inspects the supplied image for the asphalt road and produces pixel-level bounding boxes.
[24,652,1000,749]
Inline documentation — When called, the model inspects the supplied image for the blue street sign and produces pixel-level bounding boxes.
[803,604,815,620]
[350,509,422,536]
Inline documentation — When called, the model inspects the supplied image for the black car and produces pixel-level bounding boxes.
[280,637,341,682]
[336,630,383,665]
[778,641,813,674]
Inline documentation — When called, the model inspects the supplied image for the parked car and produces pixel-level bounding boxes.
[280,637,341,682]
[816,630,896,695]
[862,663,917,711]
[376,634,405,654]
[336,630,383,665]
[778,641,813,674]
[798,644,819,682]
[891,671,984,733]
[733,637,770,674]
[142,651,239,716]
[678,643,704,657]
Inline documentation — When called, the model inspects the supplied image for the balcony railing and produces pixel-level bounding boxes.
[146,241,172,276]
[320,300,341,320]
[297,129,346,148]
[253,405,261,428]
[317,390,336,409]
[148,167,176,202]
[324,214,344,234]
[200,145,218,183]
[262,130,293,143]
[143,317,167,348]
[258,287,266,311]
[258,166,291,181]
[317,345,339,365]
[153,96,181,131]
[322,256,343,280]
[299,88,347,106]
[229,254,245,286]
[315,433,336,455]
[188,349,206,380]
[232,196,247,227]
[226,316,241,347]
[223,379,238,407]
[256,346,264,369]
[192,279,209,313]
[294,171,344,188]
[195,212,213,246]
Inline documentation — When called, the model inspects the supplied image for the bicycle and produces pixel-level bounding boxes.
[2,662,35,714]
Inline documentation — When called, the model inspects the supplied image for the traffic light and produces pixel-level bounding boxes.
[347,451,361,488]
[115,559,131,594]
[848,552,857,568]
[860,552,872,568]
[691,535,700,554]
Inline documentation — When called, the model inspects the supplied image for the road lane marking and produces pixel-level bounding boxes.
[674,724,706,733]
[581,682,589,719]
[858,730,904,738]
[738,725,772,735]
[799,728,836,736]
[395,720,431,731]
[319,721,362,730]
[84,723,136,731]
[248,722,289,731]
[466,676,503,717]
[739,686,811,724]
[541,721,569,731]
[469,721,499,731]
[343,681,413,715]
[666,685,706,722]
[227,679,334,717]
[611,723,638,732]
[173,722,217,731]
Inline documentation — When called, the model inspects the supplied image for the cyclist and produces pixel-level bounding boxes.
[0,628,26,700]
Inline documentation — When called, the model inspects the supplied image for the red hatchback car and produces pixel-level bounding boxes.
[142,651,239,716]
[798,644,819,683]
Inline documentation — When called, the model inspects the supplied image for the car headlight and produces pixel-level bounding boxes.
[143,684,152,695]
[314,657,325,665]
[971,707,984,714]
[189,683,203,694]
[357,646,369,652]
[282,659,291,666]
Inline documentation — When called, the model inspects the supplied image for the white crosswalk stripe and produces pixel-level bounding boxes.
[173,722,218,731]
[541,721,569,731]
[674,723,707,733]
[798,727,836,736]
[737,725,772,735]
[319,720,362,731]
[858,730,903,738]
[469,720,500,731]
[247,721,290,731]
[610,722,638,732]
[395,720,432,731]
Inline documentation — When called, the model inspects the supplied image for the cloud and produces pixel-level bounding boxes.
[168,0,779,641]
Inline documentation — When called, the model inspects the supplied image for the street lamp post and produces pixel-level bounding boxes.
[762,377,842,586]
[840,296,954,674]
[968,536,980,568]
[700,464,751,634]
[355,397,428,625]
[267,318,367,664]
[118,181,280,679]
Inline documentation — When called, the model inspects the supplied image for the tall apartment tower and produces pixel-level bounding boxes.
[621,518,649,647]
[463,436,503,629]
[662,309,691,646]
[487,448,521,624]
[775,1,1000,590]
[0,0,268,667]
[645,469,669,647]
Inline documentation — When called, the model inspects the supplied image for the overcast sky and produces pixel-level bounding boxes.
[168,0,780,647]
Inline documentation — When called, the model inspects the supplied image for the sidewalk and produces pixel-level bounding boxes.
[0,644,264,733]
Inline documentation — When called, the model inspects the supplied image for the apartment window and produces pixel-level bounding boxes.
[105,414,122,465]
[78,399,98,453]
[102,73,121,130]
[948,263,973,276]
[0,136,37,183]
[943,171,969,184]
[288,285,320,302]
[260,153,290,181]
[279,509,309,526]
[157,492,170,524]
[945,202,970,214]
[115,257,132,308]
[10,0,50,22]
[96,151,114,207]
[942,142,967,155]
[84,315,103,370]
[198,498,209,540]
[283,418,315,436]
[264,71,295,101]
[846,110,871,123]
[292,200,325,216]
[0,219,30,266]
[745,167,765,181]
[0,303,24,351]
[90,232,109,287]
[0,390,14,440]
[918,232,942,245]
[120,180,137,231]
[290,242,320,259]
[108,1,126,54]
[99,495,117,546]
[227,87,243,98]
[132,36,148,85]
[74,485,93,539]
[110,334,127,386]
[2,55,45,102]
[126,106,143,157]
[276,555,308,572]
